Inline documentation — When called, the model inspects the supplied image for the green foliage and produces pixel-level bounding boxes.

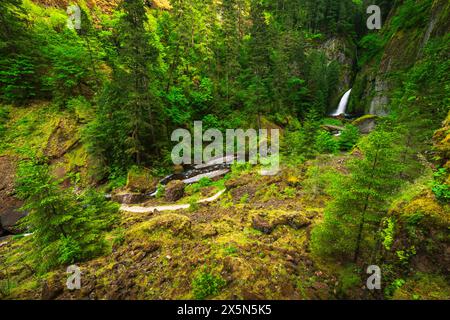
[339,125,360,151]
[381,217,395,251]
[357,33,385,67]
[396,246,416,266]
[223,246,238,256]
[391,0,433,31]
[283,187,297,199]
[311,130,404,262]
[0,106,10,138]
[338,265,361,294]
[239,193,250,204]
[431,168,450,202]
[315,130,338,154]
[57,235,82,265]
[15,158,118,272]
[188,199,200,213]
[385,278,406,298]
[155,184,165,199]
[282,128,307,164]
[191,267,226,300]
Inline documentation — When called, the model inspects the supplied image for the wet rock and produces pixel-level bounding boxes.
[0,206,27,235]
[164,180,185,202]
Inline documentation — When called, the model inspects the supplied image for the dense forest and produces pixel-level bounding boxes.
[0,0,449,300]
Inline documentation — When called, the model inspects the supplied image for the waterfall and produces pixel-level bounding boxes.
[332,89,352,116]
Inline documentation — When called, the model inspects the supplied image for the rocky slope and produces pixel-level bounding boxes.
[349,0,450,115]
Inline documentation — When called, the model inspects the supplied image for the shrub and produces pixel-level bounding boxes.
[381,218,395,251]
[431,168,450,202]
[191,267,226,300]
[315,130,338,154]
[339,125,360,151]
[57,235,82,265]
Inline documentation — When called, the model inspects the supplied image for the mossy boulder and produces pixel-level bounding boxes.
[128,214,192,240]
[126,167,158,193]
[165,180,185,202]
[251,210,311,234]
[391,272,450,300]
[352,115,378,134]
[389,189,450,274]
[44,118,80,159]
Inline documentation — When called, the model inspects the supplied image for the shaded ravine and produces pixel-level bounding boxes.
[120,189,226,213]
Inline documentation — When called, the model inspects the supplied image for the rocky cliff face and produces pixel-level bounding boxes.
[320,36,356,96]
[350,0,450,115]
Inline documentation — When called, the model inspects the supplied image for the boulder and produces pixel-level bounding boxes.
[0,205,27,235]
[126,167,158,193]
[352,115,378,134]
[129,214,192,240]
[41,276,64,300]
[0,156,26,235]
[320,124,345,133]
[111,192,146,204]
[251,211,311,234]
[252,214,273,234]
[164,180,185,202]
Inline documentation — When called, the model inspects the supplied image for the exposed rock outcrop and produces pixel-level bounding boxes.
[251,211,311,234]
[350,0,450,116]
[164,180,185,202]
[0,156,25,235]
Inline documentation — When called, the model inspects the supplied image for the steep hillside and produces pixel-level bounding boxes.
[350,0,450,115]
[0,0,448,301]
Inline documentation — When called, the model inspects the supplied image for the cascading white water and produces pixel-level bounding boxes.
[332,89,352,116]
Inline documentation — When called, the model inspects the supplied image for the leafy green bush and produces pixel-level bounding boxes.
[191,267,226,300]
[315,130,338,154]
[0,55,39,103]
[57,235,82,265]
[431,168,450,202]
[282,128,307,163]
[339,125,359,151]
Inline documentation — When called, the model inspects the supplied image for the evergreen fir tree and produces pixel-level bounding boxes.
[311,130,404,263]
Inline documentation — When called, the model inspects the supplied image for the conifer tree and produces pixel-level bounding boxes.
[16,159,118,272]
[117,0,162,165]
[311,130,404,263]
